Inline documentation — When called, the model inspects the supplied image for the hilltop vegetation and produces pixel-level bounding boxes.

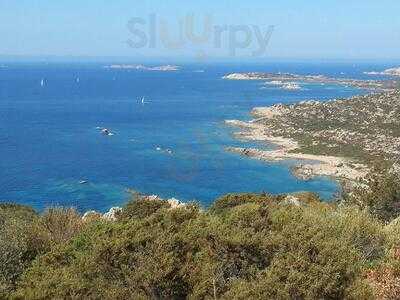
[252,91,400,165]
[1,171,400,299]
[226,90,400,184]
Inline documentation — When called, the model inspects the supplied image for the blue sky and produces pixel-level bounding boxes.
[1,0,399,61]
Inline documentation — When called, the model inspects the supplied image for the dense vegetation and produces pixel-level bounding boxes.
[1,170,399,299]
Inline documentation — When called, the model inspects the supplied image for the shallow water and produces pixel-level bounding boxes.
[0,61,392,212]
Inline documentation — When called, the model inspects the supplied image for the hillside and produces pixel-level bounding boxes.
[1,179,400,299]
[227,90,400,181]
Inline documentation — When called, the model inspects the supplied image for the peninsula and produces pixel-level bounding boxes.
[226,89,400,182]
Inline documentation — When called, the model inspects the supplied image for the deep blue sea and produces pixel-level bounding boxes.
[0,61,396,212]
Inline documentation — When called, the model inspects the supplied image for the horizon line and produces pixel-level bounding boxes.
[0,54,399,64]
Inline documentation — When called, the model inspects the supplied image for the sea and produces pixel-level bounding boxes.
[0,61,396,212]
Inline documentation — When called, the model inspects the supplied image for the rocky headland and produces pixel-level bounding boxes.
[225,89,400,182]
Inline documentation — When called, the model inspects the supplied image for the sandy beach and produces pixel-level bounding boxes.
[225,113,369,182]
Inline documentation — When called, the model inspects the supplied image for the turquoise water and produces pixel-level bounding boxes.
[0,61,384,212]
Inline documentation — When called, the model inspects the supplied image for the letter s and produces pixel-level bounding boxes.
[126,17,148,48]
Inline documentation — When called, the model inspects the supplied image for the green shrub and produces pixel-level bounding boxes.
[0,204,39,297]
[366,246,400,299]
[33,207,84,248]
[13,195,391,299]
[223,204,384,299]
[344,167,400,223]
[15,209,196,299]
[0,192,396,299]
[118,193,170,221]
[0,203,37,224]
[209,193,277,215]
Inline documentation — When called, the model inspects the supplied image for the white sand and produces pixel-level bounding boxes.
[225,116,368,181]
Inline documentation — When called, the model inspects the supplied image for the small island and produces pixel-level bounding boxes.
[223,72,398,91]
[364,67,400,76]
[104,64,180,71]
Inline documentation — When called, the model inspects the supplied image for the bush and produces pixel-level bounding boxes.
[13,195,392,299]
[209,193,278,215]
[118,193,170,221]
[0,204,39,297]
[223,204,381,299]
[0,203,37,224]
[344,168,400,223]
[33,207,84,249]
[367,247,400,299]
[0,205,88,298]
[15,209,197,299]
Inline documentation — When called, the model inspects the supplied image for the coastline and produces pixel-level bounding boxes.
[225,119,368,182]
[224,74,399,183]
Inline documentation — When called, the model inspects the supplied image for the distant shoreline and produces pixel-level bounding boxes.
[104,64,180,71]
[223,71,398,92]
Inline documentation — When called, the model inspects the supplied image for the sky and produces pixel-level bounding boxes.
[1,0,399,61]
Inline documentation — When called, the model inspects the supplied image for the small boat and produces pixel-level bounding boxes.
[40,79,45,87]
[79,180,88,185]
[140,96,149,105]
[76,77,80,83]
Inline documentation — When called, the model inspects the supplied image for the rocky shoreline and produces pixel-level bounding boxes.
[225,89,400,183]
[225,119,368,182]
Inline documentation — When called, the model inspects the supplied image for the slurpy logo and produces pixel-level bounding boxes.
[126,14,274,57]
